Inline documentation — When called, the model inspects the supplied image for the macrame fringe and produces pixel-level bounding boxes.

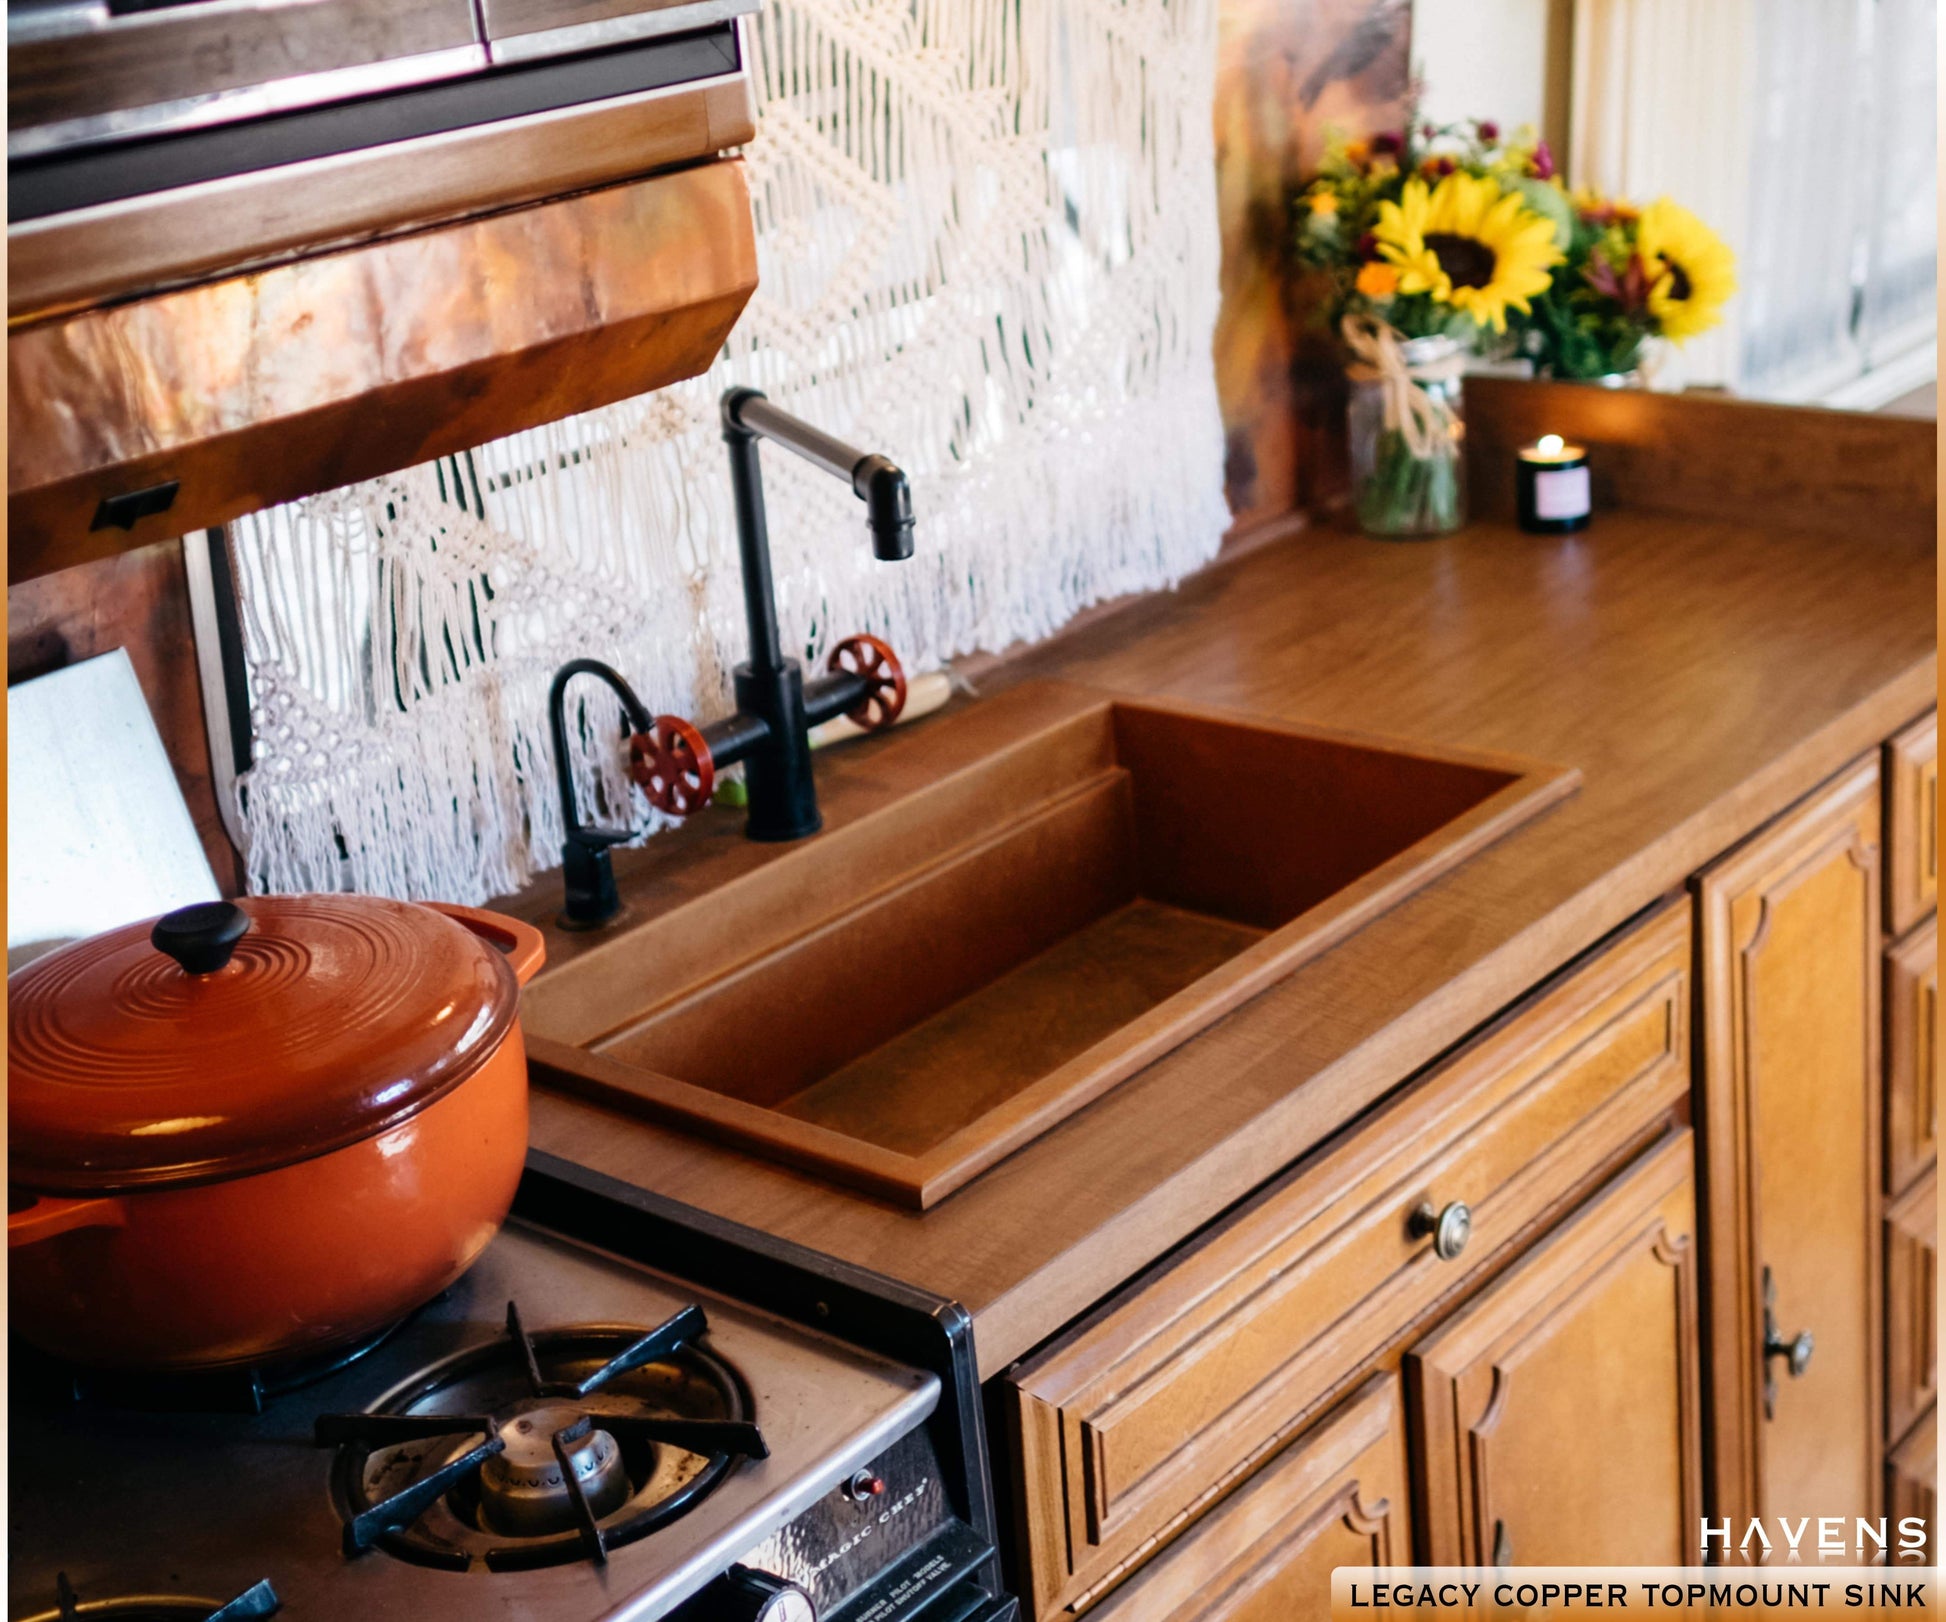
[231,0,1229,904]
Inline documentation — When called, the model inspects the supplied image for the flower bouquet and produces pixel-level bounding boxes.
[1296,119,1566,537]
[1523,192,1738,381]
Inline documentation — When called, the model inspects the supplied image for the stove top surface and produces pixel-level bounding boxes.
[8,1220,939,1621]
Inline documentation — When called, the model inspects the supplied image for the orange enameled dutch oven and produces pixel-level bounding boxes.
[7,894,545,1372]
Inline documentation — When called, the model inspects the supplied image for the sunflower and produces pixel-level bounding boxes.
[1372,172,1563,333]
[1635,198,1737,342]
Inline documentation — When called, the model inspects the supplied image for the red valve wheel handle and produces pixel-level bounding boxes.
[827,634,907,732]
[629,716,716,817]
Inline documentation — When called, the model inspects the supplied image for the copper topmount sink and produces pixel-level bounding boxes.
[523,681,1577,1208]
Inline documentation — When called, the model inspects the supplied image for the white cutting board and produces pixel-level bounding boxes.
[8,650,219,971]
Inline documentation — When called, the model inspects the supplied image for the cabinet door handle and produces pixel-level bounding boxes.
[1761,1265,1814,1419]
[1410,1200,1472,1261]
[1492,1519,1513,1567]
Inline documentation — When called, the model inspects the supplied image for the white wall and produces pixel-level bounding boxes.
[1410,0,1553,139]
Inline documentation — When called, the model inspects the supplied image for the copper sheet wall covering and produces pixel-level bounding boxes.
[8,158,759,583]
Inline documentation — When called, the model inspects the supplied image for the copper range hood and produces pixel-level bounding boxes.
[8,0,764,584]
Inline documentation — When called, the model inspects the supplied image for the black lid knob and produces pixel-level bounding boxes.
[151,901,251,975]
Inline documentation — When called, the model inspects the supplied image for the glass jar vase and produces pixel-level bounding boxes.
[1347,333,1468,539]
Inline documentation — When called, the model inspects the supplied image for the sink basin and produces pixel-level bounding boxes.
[524,683,1577,1207]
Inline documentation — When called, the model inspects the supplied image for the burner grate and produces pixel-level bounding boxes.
[26,1574,280,1622]
[315,1299,766,1572]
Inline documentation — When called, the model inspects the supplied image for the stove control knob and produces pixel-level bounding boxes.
[844,1469,887,1503]
[718,1565,816,1622]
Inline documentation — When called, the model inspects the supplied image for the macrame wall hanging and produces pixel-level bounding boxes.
[229,0,1230,906]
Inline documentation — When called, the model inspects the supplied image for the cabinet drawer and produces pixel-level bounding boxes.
[1887,711,1937,939]
[1002,902,1690,1618]
[1085,1375,1408,1622]
[1406,1130,1701,1567]
[1885,1166,1937,1446]
[1887,918,1938,1197]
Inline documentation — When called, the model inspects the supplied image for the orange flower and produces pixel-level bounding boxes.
[1344,138,1371,165]
[1309,189,1340,216]
[1355,260,1401,298]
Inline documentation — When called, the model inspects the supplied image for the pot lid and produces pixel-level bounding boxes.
[8,895,523,1194]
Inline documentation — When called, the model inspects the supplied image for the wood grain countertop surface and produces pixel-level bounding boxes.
[522,389,1937,1379]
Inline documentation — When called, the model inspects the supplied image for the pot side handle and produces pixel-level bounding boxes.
[424,902,548,986]
[9,1192,126,1247]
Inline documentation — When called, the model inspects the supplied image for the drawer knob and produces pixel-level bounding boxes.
[1410,1200,1472,1261]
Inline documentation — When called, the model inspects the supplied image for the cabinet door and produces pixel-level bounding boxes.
[1695,760,1881,1526]
[1085,1375,1409,1622]
[1405,1131,1701,1566]
[1886,917,1938,1197]
[1884,1167,1937,1446]
[1886,1407,1936,1558]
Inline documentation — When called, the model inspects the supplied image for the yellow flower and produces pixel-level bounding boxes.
[1309,190,1340,217]
[1635,198,1737,343]
[1355,261,1400,298]
[1371,172,1563,333]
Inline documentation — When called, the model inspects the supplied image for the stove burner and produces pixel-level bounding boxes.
[25,1574,280,1622]
[315,1300,767,1572]
[478,1406,630,1536]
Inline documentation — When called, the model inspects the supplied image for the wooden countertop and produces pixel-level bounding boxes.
[526,388,1936,1379]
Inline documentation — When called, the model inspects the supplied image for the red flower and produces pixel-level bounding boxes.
[1585,251,1651,311]
[1356,231,1379,260]
[1371,130,1403,156]
[1423,155,1456,178]
[1530,139,1556,180]
[1478,119,1499,142]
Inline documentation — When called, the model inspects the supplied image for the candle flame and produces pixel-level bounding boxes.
[1536,434,1565,457]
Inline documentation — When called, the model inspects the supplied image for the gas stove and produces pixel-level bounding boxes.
[8,1154,1014,1622]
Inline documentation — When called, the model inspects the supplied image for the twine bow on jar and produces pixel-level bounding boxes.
[1340,314,1466,460]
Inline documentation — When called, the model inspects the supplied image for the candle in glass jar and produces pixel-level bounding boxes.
[1517,434,1591,533]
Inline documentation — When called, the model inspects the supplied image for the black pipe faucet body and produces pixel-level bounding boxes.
[713,387,914,841]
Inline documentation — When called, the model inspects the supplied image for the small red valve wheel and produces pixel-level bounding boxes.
[629,716,715,817]
[828,634,907,732]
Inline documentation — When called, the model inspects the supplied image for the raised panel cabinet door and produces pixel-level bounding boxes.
[1886,711,1937,940]
[1883,1167,1937,1446]
[1087,1375,1410,1622]
[1886,917,1938,1197]
[1405,1131,1701,1567]
[1695,759,1882,1527]
[1885,1407,1936,1558]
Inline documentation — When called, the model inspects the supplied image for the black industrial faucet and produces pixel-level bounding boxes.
[548,389,914,928]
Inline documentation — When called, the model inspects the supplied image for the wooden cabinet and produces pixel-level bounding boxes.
[1886,712,1938,940]
[1694,759,1882,1527]
[1406,1131,1701,1567]
[1084,1376,1409,1622]
[1001,903,1689,1617]
[1886,918,1938,1198]
[1884,1167,1937,1447]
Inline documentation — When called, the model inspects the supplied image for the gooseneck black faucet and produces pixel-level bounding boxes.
[548,389,914,928]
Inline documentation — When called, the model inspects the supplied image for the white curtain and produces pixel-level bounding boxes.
[1569,0,1936,398]
[229,0,1230,905]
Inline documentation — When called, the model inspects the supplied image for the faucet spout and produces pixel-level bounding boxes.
[852,454,915,561]
[722,387,914,561]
